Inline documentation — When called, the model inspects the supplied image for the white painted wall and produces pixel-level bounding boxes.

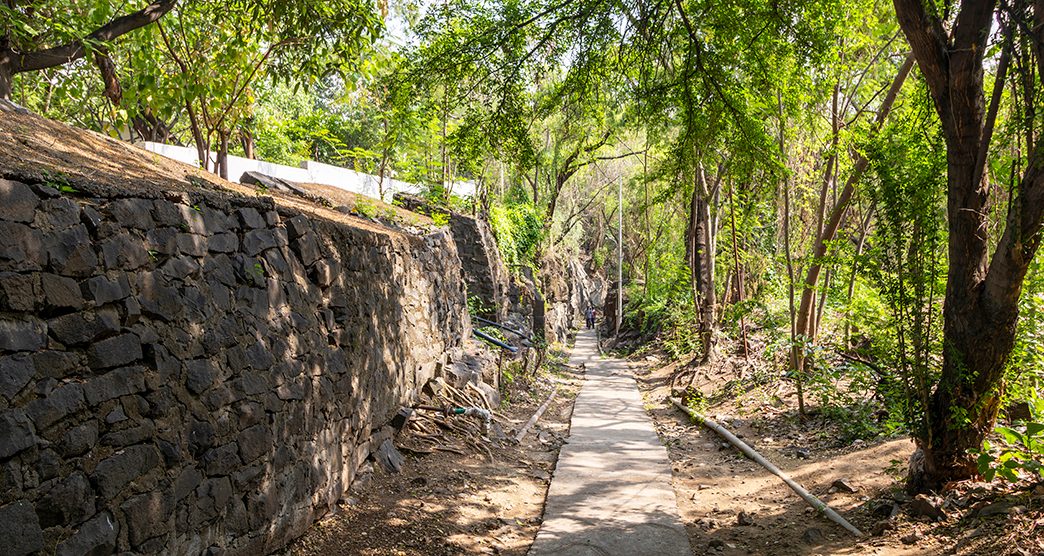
[142,142,475,202]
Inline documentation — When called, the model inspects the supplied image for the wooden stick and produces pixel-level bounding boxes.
[514,386,558,443]
[670,397,864,537]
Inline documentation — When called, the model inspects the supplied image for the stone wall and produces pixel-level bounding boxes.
[0,176,468,555]
[448,214,510,322]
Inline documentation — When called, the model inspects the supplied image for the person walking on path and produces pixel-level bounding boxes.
[584,306,596,329]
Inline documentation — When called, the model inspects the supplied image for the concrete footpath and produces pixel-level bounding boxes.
[529,328,691,555]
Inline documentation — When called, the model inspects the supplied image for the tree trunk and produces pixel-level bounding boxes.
[0,58,12,100]
[686,163,718,363]
[792,55,914,371]
[892,0,1044,491]
[239,128,255,159]
[217,131,229,180]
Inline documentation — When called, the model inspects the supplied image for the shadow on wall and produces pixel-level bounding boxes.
[0,175,468,555]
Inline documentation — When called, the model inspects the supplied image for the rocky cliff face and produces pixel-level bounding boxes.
[0,143,468,554]
[449,214,511,323]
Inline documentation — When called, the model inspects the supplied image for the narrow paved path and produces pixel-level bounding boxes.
[530,329,691,555]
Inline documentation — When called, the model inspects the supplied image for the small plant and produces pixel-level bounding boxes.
[431,212,450,227]
[973,422,1044,482]
[354,197,379,219]
[41,171,77,194]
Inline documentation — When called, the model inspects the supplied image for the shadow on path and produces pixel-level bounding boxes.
[529,329,691,555]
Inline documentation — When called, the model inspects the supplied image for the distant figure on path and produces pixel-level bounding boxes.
[585,306,596,329]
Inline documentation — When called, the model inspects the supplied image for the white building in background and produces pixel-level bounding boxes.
[141,142,476,203]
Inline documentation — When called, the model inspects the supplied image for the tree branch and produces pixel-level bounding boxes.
[16,0,178,73]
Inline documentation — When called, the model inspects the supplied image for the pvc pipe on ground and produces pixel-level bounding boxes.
[515,386,558,443]
[669,397,864,537]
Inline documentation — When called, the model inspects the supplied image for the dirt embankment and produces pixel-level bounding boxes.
[634,352,1044,556]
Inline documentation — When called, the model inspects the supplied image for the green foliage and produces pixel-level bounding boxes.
[859,81,947,437]
[974,423,1044,482]
[353,197,379,219]
[488,202,543,269]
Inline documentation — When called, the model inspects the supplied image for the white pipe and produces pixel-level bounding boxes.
[670,398,863,537]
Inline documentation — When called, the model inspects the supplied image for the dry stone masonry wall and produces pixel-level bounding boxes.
[448,214,510,323]
[0,177,468,555]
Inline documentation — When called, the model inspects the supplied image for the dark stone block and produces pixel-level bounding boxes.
[121,490,171,547]
[232,372,267,397]
[237,425,271,463]
[175,467,203,501]
[203,443,242,476]
[139,273,181,322]
[291,233,322,266]
[83,274,131,304]
[243,229,279,256]
[309,260,334,287]
[0,316,47,351]
[47,224,97,277]
[0,271,38,311]
[0,221,44,271]
[80,206,103,234]
[237,207,265,229]
[123,296,142,326]
[185,359,218,394]
[48,309,119,346]
[285,215,312,239]
[175,233,207,257]
[41,273,83,309]
[0,353,35,400]
[107,198,155,230]
[0,500,44,556]
[243,342,274,370]
[86,333,142,370]
[36,472,95,527]
[160,256,200,281]
[60,421,98,456]
[201,384,239,411]
[83,365,147,405]
[35,197,81,230]
[208,232,238,253]
[0,179,40,223]
[101,232,149,270]
[188,421,215,457]
[26,383,85,430]
[92,444,162,498]
[145,227,178,255]
[202,476,232,510]
[0,409,36,458]
[55,511,118,556]
[157,439,183,466]
[101,422,155,447]
[36,447,60,480]
[204,255,237,287]
[105,405,128,424]
[150,200,183,227]
[373,439,405,473]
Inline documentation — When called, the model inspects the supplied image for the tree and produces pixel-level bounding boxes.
[0,0,177,100]
[892,0,1044,490]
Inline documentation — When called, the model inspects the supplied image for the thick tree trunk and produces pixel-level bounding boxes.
[892,0,1044,491]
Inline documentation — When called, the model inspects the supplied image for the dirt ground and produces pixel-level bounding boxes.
[287,361,582,556]
[633,347,1044,556]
